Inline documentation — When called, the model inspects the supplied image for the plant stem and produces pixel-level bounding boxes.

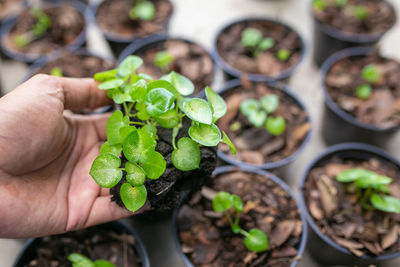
[224,211,234,227]
[123,102,129,115]
[130,121,145,126]
[238,229,249,237]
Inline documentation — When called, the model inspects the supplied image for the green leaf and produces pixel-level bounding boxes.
[240,99,260,117]
[370,193,400,214]
[145,88,176,117]
[141,124,157,139]
[130,1,155,21]
[231,194,243,212]
[148,80,178,96]
[362,64,380,83]
[98,78,124,90]
[94,69,118,82]
[212,191,232,212]
[248,110,267,127]
[120,183,147,212]
[336,168,369,183]
[140,150,166,179]
[354,172,392,189]
[172,137,200,171]
[258,38,274,51]
[241,28,262,48]
[50,67,63,77]
[189,123,221,146]
[260,94,279,113]
[118,55,143,77]
[108,89,132,104]
[68,253,94,267]
[94,260,116,267]
[183,98,213,124]
[356,84,372,100]
[90,154,122,188]
[221,131,237,155]
[265,116,286,136]
[119,126,136,144]
[155,109,179,128]
[130,79,148,102]
[205,86,227,123]
[125,162,146,186]
[100,142,121,157]
[136,102,150,120]
[244,229,268,252]
[123,129,156,163]
[154,51,174,68]
[169,72,195,96]
[106,111,130,145]
[276,48,290,61]
[335,0,347,7]
[353,5,368,20]
[138,73,153,81]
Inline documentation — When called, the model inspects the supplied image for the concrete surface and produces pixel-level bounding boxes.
[1,0,400,266]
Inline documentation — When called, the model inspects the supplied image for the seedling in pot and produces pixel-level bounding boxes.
[355,64,381,100]
[352,5,368,20]
[68,253,115,267]
[213,191,268,252]
[50,67,63,77]
[129,0,155,21]
[238,94,286,136]
[90,55,236,212]
[336,168,400,213]
[241,27,275,58]
[154,50,174,73]
[276,48,290,62]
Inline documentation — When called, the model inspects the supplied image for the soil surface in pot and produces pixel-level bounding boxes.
[0,0,24,21]
[303,157,400,257]
[3,4,84,56]
[216,20,303,77]
[134,39,214,95]
[25,225,142,267]
[177,170,303,266]
[312,0,395,36]
[217,82,310,166]
[96,0,172,40]
[325,52,400,128]
[111,118,217,215]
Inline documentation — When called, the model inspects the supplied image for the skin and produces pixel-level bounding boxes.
[0,74,144,238]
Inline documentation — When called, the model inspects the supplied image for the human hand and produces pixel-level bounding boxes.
[0,74,141,238]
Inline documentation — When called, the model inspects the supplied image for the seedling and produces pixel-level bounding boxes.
[335,0,347,7]
[213,191,268,252]
[336,168,400,213]
[90,55,236,212]
[241,27,275,58]
[14,7,51,48]
[129,0,155,21]
[68,253,115,267]
[154,50,174,73]
[50,67,63,77]
[312,0,326,11]
[356,84,372,100]
[239,94,286,136]
[276,48,290,62]
[361,64,380,83]
[353,5,368,20]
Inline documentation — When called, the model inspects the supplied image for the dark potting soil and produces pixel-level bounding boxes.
[217,83,310,166]
[33,51,115,78]
[178,171,303,266]
[325,52,400,128]
[25,225,142,267]
[4,4,84,56]
[134,39,214,95]
[312,0,396,36]
[0,0,24,21]
[96,0,172,39]
[111,117,217,215]
[216,20,302,77]
[303,157,400,257]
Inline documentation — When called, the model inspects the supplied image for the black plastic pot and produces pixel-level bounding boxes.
[0,0,87,63]
[214,79,312,174]
[89,0,173,58]
[212,17,306,82]
[173,165,308,267]
[321,46,400,148]
[311,1,397,67]
[299,142,400,266]
[12,221,150,267]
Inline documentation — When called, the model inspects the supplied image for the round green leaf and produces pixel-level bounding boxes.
[119,126,136,144]
[370,193,400,214]
[145,88,176,117]
[94,69,118,82]
[189,123,221,146]
[118,55,143,77]
[123,129,156,163]
[154,51,174,68]
[162,71,194,96]
[172,137,200,171]
[260,94,279,113]
[94,260,116,267]
[68,253,94,267]
[136,102,150,120]
[205,86,227,123]
[131,1,155,21]
[142,124,157,139]
[100,142,121,157]
[258,38,274,51]
[130,79,148,102]
[231,194,243,212]
[248,110,267,127]
[240,99,260,117]
[336,168,370,183]
[241,28,262,48]
[155,109,179,128]
[183,98,213,125]
[120,183,147,212]
[140,150,166,179]
[125,162,146,186]
[265,116,286,136]
[106,111,130,145]
[244,229,268,252]
[276,48,290,61]
[356,84,372,100]
[354,172,392,189]
[212,191,232,212]
[148,80,178,96]
[90,154,122,188]
[108,89,132,104]
[99,78,124,90]
[362,64,379,83]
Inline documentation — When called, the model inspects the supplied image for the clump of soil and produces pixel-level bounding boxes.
[25,225,142,267]
[312,0,396,36]
[4,4,84,56]
[0,0,24,21]
[325,52,400,128]
[33,51,115,78]
[217,82,310,166]
[303,157,400,257]
[96,0,172,40]
[177,170,303,266]
[216,20,303,77]
[134,39,215,95]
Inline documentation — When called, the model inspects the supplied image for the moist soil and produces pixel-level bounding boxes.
[216,20,303,77]
[303,157,400,257]
[96,0,172,40]
[134,39,215,95]
[0,0,24,21]
[325,51,400,128]
[4,4,84,56]
[177,170,303,266]
[24,225,142,267]
[111,117,217,215]
[217,82,310,166]
[312,0,396,36]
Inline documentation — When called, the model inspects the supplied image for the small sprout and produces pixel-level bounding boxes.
[230,121,241,132]
[265,116,286,136]
[336,168,400,213]
[241,27,275,58]
[276,48,290,61]
[68,253,116,267]
[353,5,368,20]
[312,0,326,11]
[154,51,174,73]
[212,191,268,252]
[14,34,28,48]
[356,84,372,100]
[50,67,63,77]
[335,0,347,7]
[129,0,155,21]
[361,64,380,83]
[260,94,279,113]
